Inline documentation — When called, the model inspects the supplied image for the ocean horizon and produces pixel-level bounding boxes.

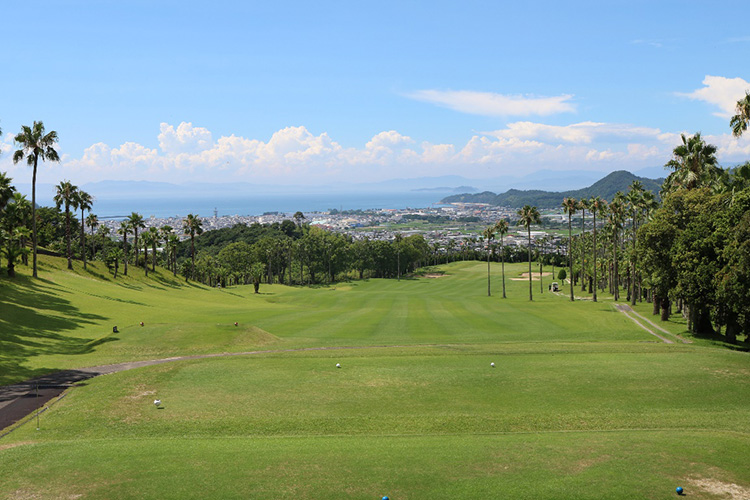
[66,191,450,220]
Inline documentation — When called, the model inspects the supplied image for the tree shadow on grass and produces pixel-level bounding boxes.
[0,275,114,385]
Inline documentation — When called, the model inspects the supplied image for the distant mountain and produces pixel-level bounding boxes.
[441,171,664,208]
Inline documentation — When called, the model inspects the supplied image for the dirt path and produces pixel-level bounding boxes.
[614,303,690,344]
[624,306,692,343]
[0,344,414,434]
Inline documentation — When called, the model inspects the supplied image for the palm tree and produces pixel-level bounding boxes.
[562,197,577,301]
[0,171,15,212]
[494,219,509,299]
[108,248,124,278]
[127,212,146,268]
[1,192,31,277]
[118,221,130,276]
[167,234,179,276]
[160,225,173,271]
[626,182,644,305]
[483,226,495,296]
[608,194,626,301]
[4,192,32,266]
[141,230,151,277]
[13,121,60,278]
[588,197,606,302]
[183,213,203,280]
[730,91,750,137]
[577,198,589,291]
[394,233,403,281]
[663,133,720,193]
[147,226,159,271]
[76,190,93,270]
[86,213,99,260]
[517,205,541,301]
[293,211,306,226]
[54,181,79,270]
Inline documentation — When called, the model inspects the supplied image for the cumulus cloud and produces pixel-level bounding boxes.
[406,89,576,117]
[158,122,213,154]
[17,119,745,186]
[679,75,750,118]
[483,121,663,144]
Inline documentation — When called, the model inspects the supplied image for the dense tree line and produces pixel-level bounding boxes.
[557,91,750,343]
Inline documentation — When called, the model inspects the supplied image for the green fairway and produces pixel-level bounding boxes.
[1,257,749,499]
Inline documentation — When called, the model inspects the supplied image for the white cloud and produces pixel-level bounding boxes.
[5,120,745,187]
[483,121,663,144]
[706,133,750,161]
[158,122,213,154]
[679,75,750,118]
[406,89,576,117]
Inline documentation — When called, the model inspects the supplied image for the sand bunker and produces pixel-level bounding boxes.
[422,274,447,278]
[511,272,553,281]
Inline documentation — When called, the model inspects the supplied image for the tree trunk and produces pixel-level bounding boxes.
[123,234,128,276]
[6,256,15,278]
[501,237,507,299]
[527,228,533,301]
[725,313,740,344]
[592,211,597,302]
[580,209,586,291]
[694,306,714,335]
[32,157,38,278]
[66,206,73,270]
[652,292,660,316]
[568,216,574,301]
[487,247,491,297]
[81,209,87,270]
[660,297,670,321]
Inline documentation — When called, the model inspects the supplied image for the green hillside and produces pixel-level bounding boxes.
[443,170,664,207]
[1,256,749,499]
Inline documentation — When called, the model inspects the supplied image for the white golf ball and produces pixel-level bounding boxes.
[490,362,495,368]
[336,363,341,368]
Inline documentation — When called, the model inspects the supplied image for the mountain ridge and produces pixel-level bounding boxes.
[441,170,664,208]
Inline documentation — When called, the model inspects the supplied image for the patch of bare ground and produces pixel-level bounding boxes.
[422,273,446,278]
[688,477,750,499]
[511,272,553,281]
[0,441,33,451]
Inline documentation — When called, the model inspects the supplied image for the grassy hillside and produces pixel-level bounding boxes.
[1,256,749,499]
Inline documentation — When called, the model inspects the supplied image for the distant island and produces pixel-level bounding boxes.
[441,170,664,208]
[412,185,478,193]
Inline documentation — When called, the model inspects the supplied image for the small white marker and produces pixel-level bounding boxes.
[154,399,161,407]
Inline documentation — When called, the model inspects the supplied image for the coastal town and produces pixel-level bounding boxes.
[98,202,571,254]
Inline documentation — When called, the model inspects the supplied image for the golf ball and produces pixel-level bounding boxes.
[490,362,495,367]
[336,363,341,368]
[676,486,683,494]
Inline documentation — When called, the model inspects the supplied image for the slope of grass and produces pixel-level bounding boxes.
[2,256,648,383]
[1,256,749,499]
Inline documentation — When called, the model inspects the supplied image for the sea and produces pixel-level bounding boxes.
[89,191,451,220]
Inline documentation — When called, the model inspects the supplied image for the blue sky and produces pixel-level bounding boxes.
[1,0,749,186]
